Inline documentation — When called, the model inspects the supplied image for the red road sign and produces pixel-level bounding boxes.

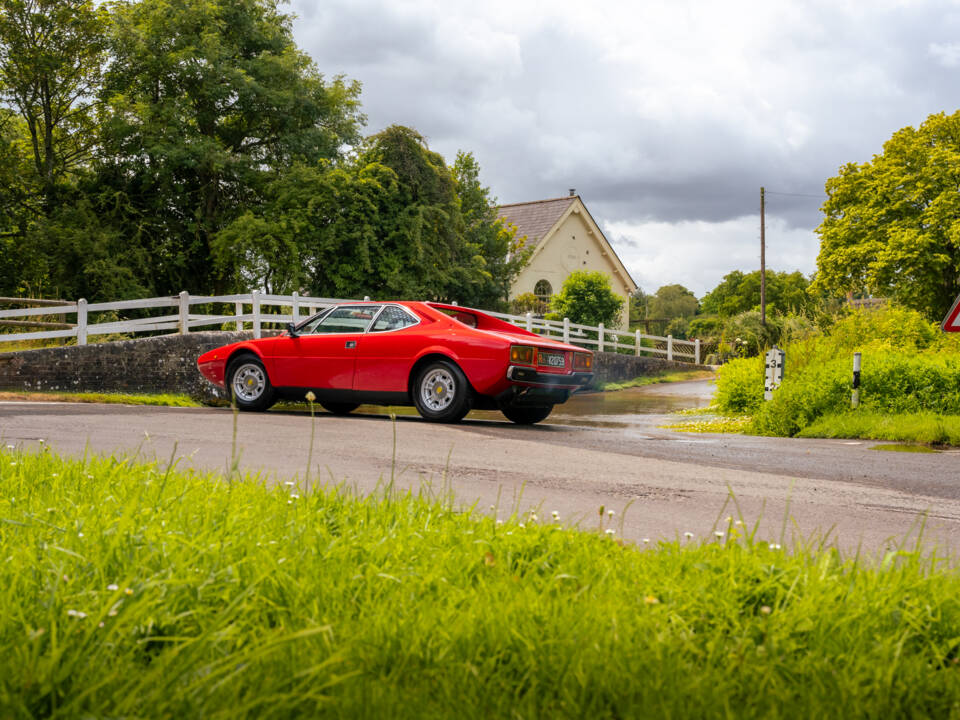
[943,292,960,332]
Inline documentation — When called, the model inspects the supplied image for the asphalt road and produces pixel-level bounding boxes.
[3,384,960,553]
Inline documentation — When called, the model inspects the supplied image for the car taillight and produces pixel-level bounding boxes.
[510,345,536,365]
[573,352,593,371]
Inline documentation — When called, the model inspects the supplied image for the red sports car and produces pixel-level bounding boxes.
[196,301,594,424]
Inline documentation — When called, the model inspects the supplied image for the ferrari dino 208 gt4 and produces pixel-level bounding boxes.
[196,301,594,424]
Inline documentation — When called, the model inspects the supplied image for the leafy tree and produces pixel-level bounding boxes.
[811,110,960,320]
[214,159,398,296]
[648,284,698,321]
[548,270,624,327]
[0,0,107,209]
[701,269,811,317]
[96,0,364,295]
[452,151,526,309]
[628,286,650,326]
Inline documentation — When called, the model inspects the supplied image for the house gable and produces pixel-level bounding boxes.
[497,196,638,320]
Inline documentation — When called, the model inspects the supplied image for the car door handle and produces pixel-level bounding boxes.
[345,340,356,349]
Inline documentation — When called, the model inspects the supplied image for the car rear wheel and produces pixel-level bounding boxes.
[227,355,275,412]
[413,360,471,423]
[500,404,553,425]
[320,402,359,415]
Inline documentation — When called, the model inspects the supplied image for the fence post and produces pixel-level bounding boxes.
[525,312,532,332]
[178,291,189,334]
[252,290,261,339]
[563,317,570,344]
[235,301,243,331]
[635,329,641,356]
[695,338,701,365]
[77,299,87,346]
[291,291,299,324]
[598,322,605,352]
[667,334,674,361]
[363,295,370,302]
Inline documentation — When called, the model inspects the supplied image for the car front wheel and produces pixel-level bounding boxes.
[413,360,471,423]
[500,404,553,425]
[227,355,275,412]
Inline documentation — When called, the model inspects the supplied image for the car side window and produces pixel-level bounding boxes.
[370,306,419,333]
[310,306,381,334]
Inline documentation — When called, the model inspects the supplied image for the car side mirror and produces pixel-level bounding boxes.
[286,322,299,338]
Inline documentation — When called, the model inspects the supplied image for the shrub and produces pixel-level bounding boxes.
[714,306,960,436]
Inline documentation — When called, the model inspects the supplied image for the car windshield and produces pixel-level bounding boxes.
[303,306,382,334]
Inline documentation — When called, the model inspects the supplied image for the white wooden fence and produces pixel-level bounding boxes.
[0,291,702,363]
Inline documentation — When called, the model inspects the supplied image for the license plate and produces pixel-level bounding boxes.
[538,351,565,368]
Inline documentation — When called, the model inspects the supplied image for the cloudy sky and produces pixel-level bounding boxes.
[289,0,960,297]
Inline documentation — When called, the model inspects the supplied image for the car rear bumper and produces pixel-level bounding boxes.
[506,365,593,388]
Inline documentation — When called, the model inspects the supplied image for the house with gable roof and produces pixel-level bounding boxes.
[497,192,637,329]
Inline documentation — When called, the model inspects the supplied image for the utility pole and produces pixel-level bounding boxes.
[760,186,766,327]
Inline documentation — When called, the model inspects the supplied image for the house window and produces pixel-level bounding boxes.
[534,279,552,313]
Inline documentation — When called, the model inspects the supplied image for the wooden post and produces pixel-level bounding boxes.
[525,312,532,332]
[252,290,261,339]
[178,291,189,334]
[667,334,674,361]
[77,299,87,346]
[760,186,766,327]
[598,322,605,352]
[563,317,570,344]
[695,338,701,365]
[635,329,641,356]
[291,291,300,324]
[235,301,243,331]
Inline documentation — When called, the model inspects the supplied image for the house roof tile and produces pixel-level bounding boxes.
[496,196,577,244]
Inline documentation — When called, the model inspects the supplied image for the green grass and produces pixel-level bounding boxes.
[870,444,939,454]
[3,447,960,718]
[0,390,201,407]
[661,415,753,434]
[596,369,714,392]
[797,411,960,446]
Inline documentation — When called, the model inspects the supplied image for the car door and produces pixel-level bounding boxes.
[271,305,381,390]
[353,305,423,393]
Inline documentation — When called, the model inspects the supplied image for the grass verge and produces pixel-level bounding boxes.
[0,391,200,407]
[3,447,960,718]
[797,411,960,446]
[596,369,714,392]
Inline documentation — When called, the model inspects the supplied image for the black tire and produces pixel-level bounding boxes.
[500,404,553,425]
[320,402,359,415]
[226,355,276,412]
[412,359,472,423]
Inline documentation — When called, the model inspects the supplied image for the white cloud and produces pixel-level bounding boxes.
[605,216,819,298]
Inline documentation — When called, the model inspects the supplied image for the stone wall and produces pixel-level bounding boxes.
[0,332,255,403]
[0,333,709,403]
[591,351,710,385]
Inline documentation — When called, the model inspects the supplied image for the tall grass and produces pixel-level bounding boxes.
[3,447,960,717]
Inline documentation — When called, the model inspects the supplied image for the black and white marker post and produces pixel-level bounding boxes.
[852,352,861,409]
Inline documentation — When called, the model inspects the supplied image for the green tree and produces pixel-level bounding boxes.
[628,286,650,326]
[701,269,811,317]
[648,284,698,321]
[0,0,107,210]
[452,151,526,309]
[548,270,624,327]
[812,110,960,320]
[96,0,364,295]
